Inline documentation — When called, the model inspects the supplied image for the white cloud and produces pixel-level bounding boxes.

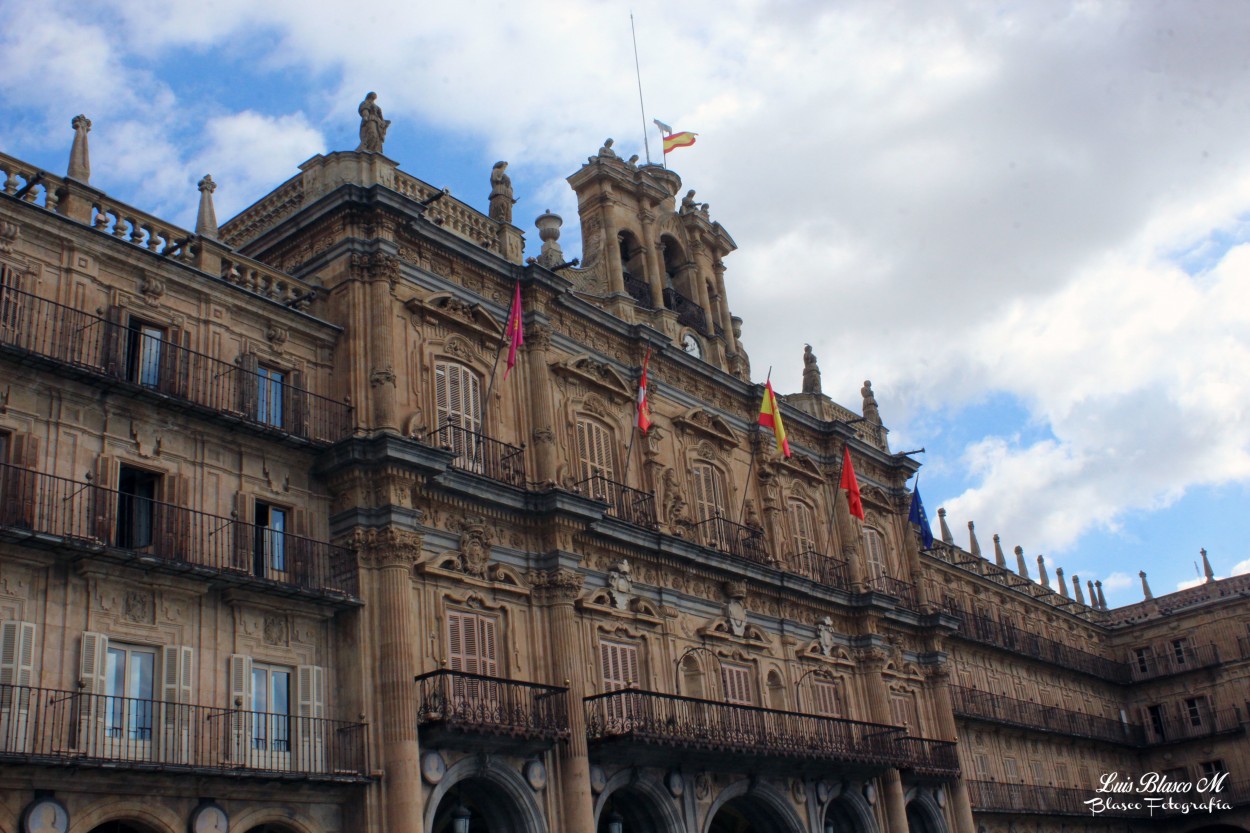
[1231,559,1250,576]
[1102,572,1134,592]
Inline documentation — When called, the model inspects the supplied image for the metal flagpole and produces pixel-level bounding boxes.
[631,13,653,165]
[738,366,770,526]
[477,281,518,469]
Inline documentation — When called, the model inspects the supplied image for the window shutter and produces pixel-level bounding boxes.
[479,615,498,678]
[812,679,840,717]
[288,368,309,438]
[1,433,39,528]
[228,653,253,764]
[1,621,36,752]
[434,362,482,463]
[232,492,254,573]
[289,507,312,591]
[577,419,616,498]
[297,665,326,719]
[101,305,126,377]
[87,455,119,544]
[78,631,109,753]
[790,501,818,554]
[161,645,194,763]
[721,663,752,705]
[0,265,24,345]
[158,327,189,398]
[864,528,886,580]
[237,353,259,419]
[296,664,326,773]
[600,641,639,691]
[157,473,188,558]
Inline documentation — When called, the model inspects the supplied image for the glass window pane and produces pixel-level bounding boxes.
[138,327,162,387]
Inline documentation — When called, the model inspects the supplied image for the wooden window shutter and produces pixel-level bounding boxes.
[0,264,24,345]
[812,679,841,717]
[577,418,616,498]
[79,632,108,695]
[721,663,752,705]
[0,620,36,687]
[237,353,259,419]
[157,473,189,558]
[864,528,886,580]
[296,664,326,773]
[101,305,127,378]
[1,433,39,528]
[158,327,189,398]
[479,615,498,678]
[87,455,119,544]
[691,464,727,523]
[790,500,817,554]
[288,368,309,439]
[161,645,194,763]
[600,641,639,691]
[76,631,109,754]
[232,492,254,573]
[228,654,253,763]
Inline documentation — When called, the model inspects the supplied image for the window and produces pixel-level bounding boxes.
[863,528,886,580]
[1029,760,1047,784]
[105,643,156,741]
[1185,697,1205,727]
[1172,638,1191,666]
[810,678,842,717]
[125,319,165,387]
[1199,760,1228,780]
[1133,646,1154,674]
[446,610,499,706]
[720,662,753,705]
[1055,762,1070,786]
[257,366,285,428]
[0,264,20,343]
[251,663,291,751]
[788,499,818,555]
[227,654,322,770]
[254,502,288,576]
[576,418,616,499]
[434,361,483,469]
[116,465,161,549]
[600,640,640,727]
[890,692,919,733]
[1147,704,1167,740]
[690,463,728,522]
[1004,757,1020,780]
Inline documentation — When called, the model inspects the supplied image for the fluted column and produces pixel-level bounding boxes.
[526,323,558,483]
[600,203,625,295]
[688,238,716,334]
[360,528,424,833]
[531,568,595,833]
[859,648,909,833]
[712,259,734,342]
[924,665,976,833]
[638,209,665,308]
[361,253,400,431]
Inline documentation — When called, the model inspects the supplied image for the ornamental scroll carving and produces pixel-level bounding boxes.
[352,527,423,569]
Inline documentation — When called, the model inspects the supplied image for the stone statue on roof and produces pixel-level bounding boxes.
[802,344,822,394]
[489,161,516,224]
[357,92,391,154]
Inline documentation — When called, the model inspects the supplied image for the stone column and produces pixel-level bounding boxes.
[530,568,595,833]
[599,203,626,295]
[526,323,558,484]
[360,528,424,833]
[858,648,909,833]
[638,209,666,308]
[688,238,717,334]
[712,260,734,343]
[924,664,976,833]
[363,253,400,432]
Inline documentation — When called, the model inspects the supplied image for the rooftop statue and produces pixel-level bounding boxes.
[357,92,391,154]
[598,138,617,158]
[801,344,821,394]
[489,161,516,224]
[862,380,881,424]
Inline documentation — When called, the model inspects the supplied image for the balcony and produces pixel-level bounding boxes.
[0,684,369,781]
[584,689,905,772]
[693,515,769,566]
[967,781,1142,817]
[863,575,920,610]
[895,736,960,778]
[950,686,1144,745]
[426,423,527,488]
[1144,705,1243,745]
[0,462,358,600]
[1128,643,1222,681]
[415,670,569,752]
[662,287,708,334]
[953,612,1129,682]
[0,285,351,444]
[576,474,658,529]
[786,551,850,591]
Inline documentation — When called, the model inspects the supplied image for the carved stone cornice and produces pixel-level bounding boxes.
[855,646,890,670]
[526,568,585,604]
[550,355,633,402]
[404,291,504,343]
[352,527,424,569]
[527,322,553,350]
[672,408,738,449]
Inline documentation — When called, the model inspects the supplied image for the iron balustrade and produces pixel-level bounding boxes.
[692,514,769,565]
[623,272,653,309]
[1128,642,1222,681]
[953,612,1129,681]
[0,285,351,443]
[0,683,369,780]
[967,780,1142,817]
[575,474,658,528]
[787,551,850,591]
[1143,705,1243,745]
[864,575,920,609]
[426,423,527,487]
[895,736,960,777]
[0,462,358,598]
[950,685,1144,745]
[662,287,709,334]
[1240,636,1250,661]
[584,688,906,768]
[415,670,569,743]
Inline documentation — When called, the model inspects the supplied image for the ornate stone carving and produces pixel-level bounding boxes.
[370,366,396,387]
[263,614,289,646]
[357,92,391,154]
[526,568,584,603]
[0,219,19,254]
[452,515,495,577]
[352,527,424,569]
[817,616,836,657]
[488,161,515,224]
[123,590,154,624]
[138,273,165,304]
[802,344,822,394]
[265,324,289,353]
[607,559,634,610]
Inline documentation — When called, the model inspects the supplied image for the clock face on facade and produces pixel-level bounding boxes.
[681,332,702,359]
[189,803,229,833]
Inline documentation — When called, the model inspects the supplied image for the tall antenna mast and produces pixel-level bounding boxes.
[631,13,652,165]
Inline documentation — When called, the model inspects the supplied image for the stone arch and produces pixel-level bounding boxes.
[904,791,948,833]
[232,809,317,833]
[71,799,180,833]
[702,778,804,833]
[618,228,649,300]
[424,753,549,833]
[594,769,685,833]
[822,790,878,833]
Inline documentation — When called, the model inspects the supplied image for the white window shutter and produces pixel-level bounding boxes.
[297,665,325,718]
[79,632,108,694]
[162,645,194,763]
[296,664,326,774]
[228,653,253,764]
[1,621,36,687]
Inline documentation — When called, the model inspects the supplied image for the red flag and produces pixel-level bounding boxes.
[637,349,652,434]
[757,380,791,457]
[840,445,864,520]
[503,281,524,379]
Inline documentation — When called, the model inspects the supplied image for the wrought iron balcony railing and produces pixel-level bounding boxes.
[692,514,769,565]
[1143,705,1243,745]
[584,689,905,769]
[0,285,351,444]
[786,551,850,591]
[895,736,960,778]
[864,575,920,610]
[0,684,369,780]
[662,287,709,334]
[415,670,569,745]
[967,780,1141,817]
[950,685,1144,745]
[0,462,358,598]
[952,612,1129,681]
[1128,643,1222,681]
[576,474,658,528]
[426,422,527,487]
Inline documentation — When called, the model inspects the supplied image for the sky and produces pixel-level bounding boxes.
[2,0,1248,607]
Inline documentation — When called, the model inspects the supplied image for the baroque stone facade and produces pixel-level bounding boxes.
[0,111,1246,833]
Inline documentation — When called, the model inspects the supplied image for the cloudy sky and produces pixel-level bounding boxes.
[3,0,1248,605]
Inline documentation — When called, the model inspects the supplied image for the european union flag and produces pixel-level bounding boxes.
[909,486,934,550]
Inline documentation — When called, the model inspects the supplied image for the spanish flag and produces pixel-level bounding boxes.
[840,445,864,520]
[636,348,652,434]
[662,131,697,154]
[503,281,524,380]
[757,380,790,457]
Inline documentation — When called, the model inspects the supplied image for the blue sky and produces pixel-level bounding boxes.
[3,0,1249,607]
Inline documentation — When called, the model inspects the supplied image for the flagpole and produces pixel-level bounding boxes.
[478,280,519,469]
[738,366,770,527]
[630,13,652,165]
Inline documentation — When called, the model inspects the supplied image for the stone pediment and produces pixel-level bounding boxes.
[861,484,892,510]
[774,452,824,484]
[673,408,737,448]
[550,355,633,402]
[405,291,503,341]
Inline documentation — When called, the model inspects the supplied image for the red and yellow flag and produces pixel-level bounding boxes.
[662,131,697,153]
[637,348,652,434]
[758,380,791,457]
[503,281,524,379]
[840,445,864,520]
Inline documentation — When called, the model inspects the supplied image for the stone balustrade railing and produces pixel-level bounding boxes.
[88,194,194,261]
[219,252,317,310]
[0,153,63,210]
[393,169,501,251]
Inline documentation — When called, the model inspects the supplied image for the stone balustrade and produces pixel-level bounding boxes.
[0,152,62,210]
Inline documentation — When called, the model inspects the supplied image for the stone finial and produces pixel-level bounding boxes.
[195,175,219,239]
[489,161,515,224]
[1072,575,1085,605]
[967,521,981,558]
[1095,580,1107,610]
[993,534,1006,567]
[937,508,954,545]
[1200,548,1215,582]
[1140,570,1153,600]
[1055,566,1068,598]
[801,344,822,394]
[357,92,390,154]
[534,210,565,269]
[1014,546,1029,579]
[862,381,881,425]
[1037,554,1050,588]
[68,114,92,183]
[1087,580,1096,607]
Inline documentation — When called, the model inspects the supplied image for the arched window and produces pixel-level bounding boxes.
[618,231,649,306]
[434,360,482,468]
[766,670,786,710]
[863,527,887,580]
[681,654,704,698]
[788,499,818,555]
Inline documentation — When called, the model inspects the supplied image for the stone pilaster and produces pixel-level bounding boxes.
[858,648,908,833]
[526,323,558,484]
[360,252,400,432]
[924,664,976,833]
[638,209,666,308]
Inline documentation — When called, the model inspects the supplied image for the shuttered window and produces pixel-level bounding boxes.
[434,361,483,468]
[446,611,499,677]
[0,621,36,751]
[691,463,727,522]
[600,640,639,691]
[890,692,919,733]
[789,499,818,554]
[864,528,886,580]
[810,678,842,717]
[720,662,753,705]
[0,265,21,343]
[577,418,617,500]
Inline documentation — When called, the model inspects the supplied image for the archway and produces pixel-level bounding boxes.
[596,781,682,833]
[822,795,874,833]
[431,775,535,833]
[241,826,302,833]
[704,782,803,833]
[87,823,162,833]
[905,797,944,833]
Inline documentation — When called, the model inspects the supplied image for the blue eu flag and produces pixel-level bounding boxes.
[908,486,934,550]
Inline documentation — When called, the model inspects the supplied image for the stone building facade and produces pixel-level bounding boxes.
[0,113,1246,833]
